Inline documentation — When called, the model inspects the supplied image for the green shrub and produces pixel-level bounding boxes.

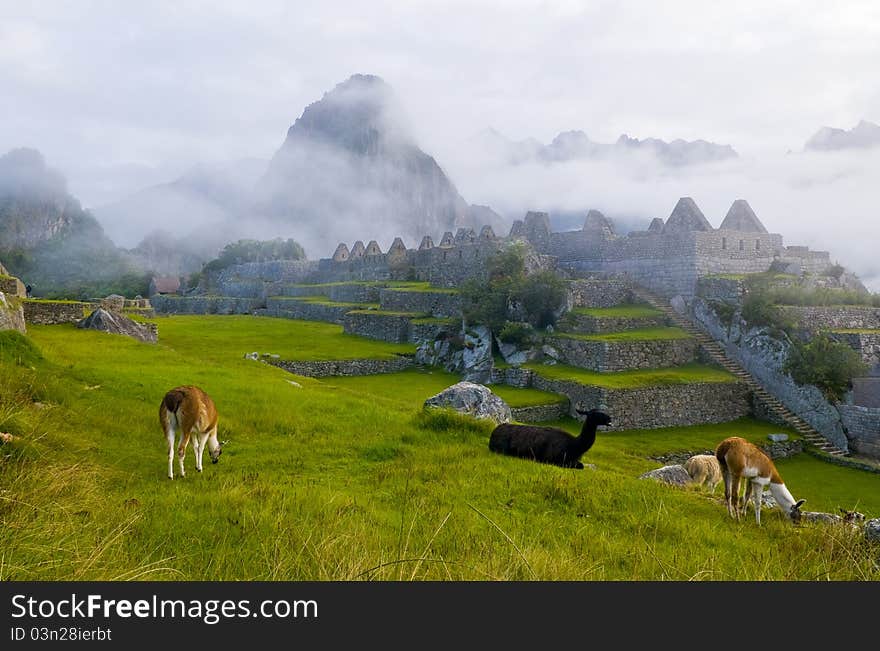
[498,321,537,346]
[784,333,868,401]
[461,243,566,332]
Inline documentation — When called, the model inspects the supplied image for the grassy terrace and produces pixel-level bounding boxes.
[410,317,459,326]
[832,328,880,335]
[381,282,458,294]
[272,295,380,309]
[147,315,412,360]
[524,362,737,388]
[557,327,692,342]
[2,315,879,580]
[346,309,426,318]
[22,298,89,305]
[568,304,663,319]
[326,368,566,409]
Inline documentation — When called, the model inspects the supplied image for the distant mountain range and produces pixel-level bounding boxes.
[472,127,738,167]
[805,120,880,152]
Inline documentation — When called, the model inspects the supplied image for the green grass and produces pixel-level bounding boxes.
[150,315,413,361]
[346,309,426,318]
[381,282,458,294]
[831,328,880,335]
[272,295,380,309]
[524,362,737,389]
[1,317,878,581]
[326,368,565,409]
[569,304,663,319]
[410,317,459,326]
[22,298,88,305]
[557,327,693,342]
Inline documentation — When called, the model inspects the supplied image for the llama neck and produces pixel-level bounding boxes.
[574,419,598,455]
[768,482,797,516]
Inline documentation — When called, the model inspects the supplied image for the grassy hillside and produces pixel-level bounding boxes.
[1,317,878,581]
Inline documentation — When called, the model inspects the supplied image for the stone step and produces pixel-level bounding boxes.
[630,284,850,457]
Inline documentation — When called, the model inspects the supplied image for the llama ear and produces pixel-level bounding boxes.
[793,499,805,510]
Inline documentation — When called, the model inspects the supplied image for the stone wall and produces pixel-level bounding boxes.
[343,311,414,343]
[563,311,666,334]
[838,405,880,458]
[409,319,459,345]
[779,306,880,331]
[22,300,88,325]
[378,288,460,317]
[567,277,635,308]
[265,298,356,324]
[328,284,383,303]
[151,295,263,315]
[695,276,745,305]
[266,356,413,378]
[0,275,26,298]
[510,402,569,423]
[549,335,698,371]
[529,374,751,430]
[488,365,750,430]
[853,378,880,409]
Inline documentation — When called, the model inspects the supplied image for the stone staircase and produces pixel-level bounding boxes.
[630,285,848,456]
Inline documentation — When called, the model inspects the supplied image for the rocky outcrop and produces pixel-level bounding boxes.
[100,294,126,312]
[0,292,26,333]
[423,382,512,423]
[416,325,493,382]
[638,464,692,486]
[77,308,157,343]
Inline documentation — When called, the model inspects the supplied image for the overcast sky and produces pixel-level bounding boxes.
[2,1,879,285]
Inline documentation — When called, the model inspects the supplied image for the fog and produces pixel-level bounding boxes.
[1,1,878,285]
[435,139,880,290]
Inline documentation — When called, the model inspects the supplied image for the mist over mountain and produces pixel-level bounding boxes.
[805,120,880,152]
[93,158,267,251]
[470,128,737,167]
[253,74,496,253]
[0,148,149,297]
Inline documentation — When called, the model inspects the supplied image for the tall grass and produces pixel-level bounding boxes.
[1,320,878,581]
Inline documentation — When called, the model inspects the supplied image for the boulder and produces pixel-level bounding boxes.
[0,291,26,333]
[77,308,157,343]
[638,464,692,486]
[767,433,789,442]
[417,325,493,382]
[424,381,512,423]
[100,294,126,312]
[865,518,880,543]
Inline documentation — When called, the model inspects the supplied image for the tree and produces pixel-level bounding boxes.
[784,333,868,402]
[460,242,566,336]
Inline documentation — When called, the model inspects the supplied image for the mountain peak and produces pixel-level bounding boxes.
[285,73,410,154]
[805,120,880,151]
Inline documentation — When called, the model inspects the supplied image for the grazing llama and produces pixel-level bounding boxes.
[159,385,222,479]
[683,454,722,492]
[715,436,804,525]
[488,408,612,469]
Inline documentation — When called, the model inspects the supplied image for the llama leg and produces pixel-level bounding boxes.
[165,426,176,480]
[196,433,208,472]
[723,470,733,517]
[753,482,763,525]
[742,481,752,518]
[177,432,190,478]
[732,476,742,520]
